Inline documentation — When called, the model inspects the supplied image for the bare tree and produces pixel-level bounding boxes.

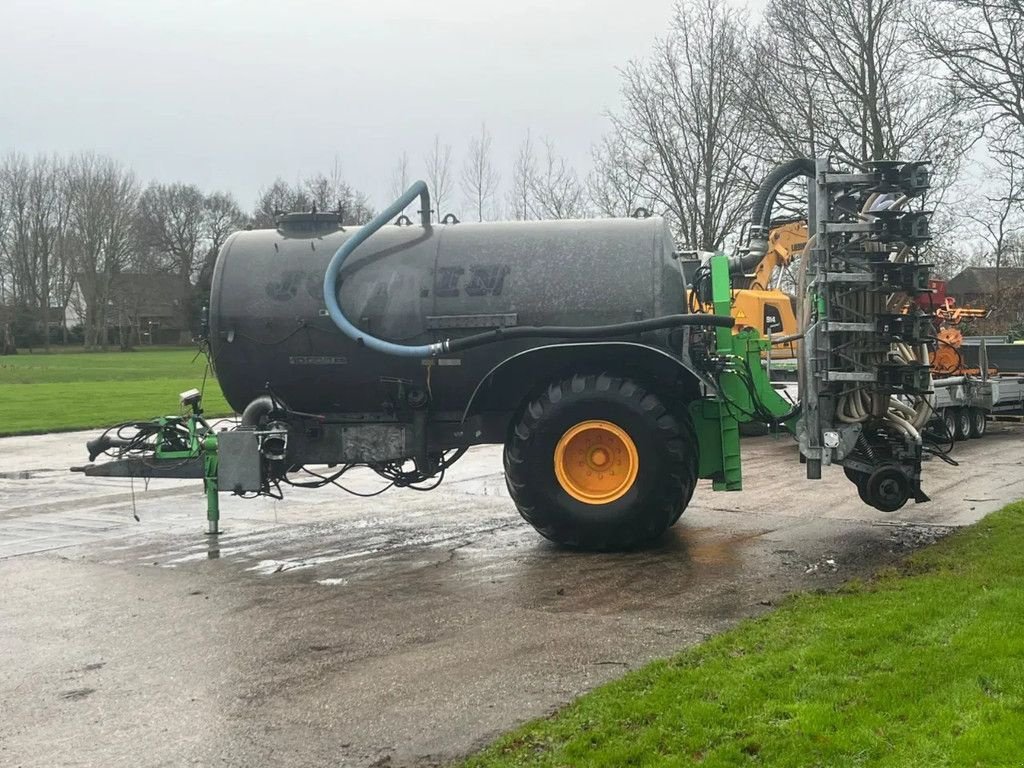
[252,171,372,228]
[0,154,74,350]
[1,155,31,321]
[66,153,139,349]
[424,135,454,221]
[529,138,587,219]
[588,132,655,218]
[507,130,538,221]
[389,151,412,199]
[460,123,501,221]
[136,182,206,282]
[917,0,1024,160]
[923,186,989,279]
[0,155,32,350]
[252,178,307,228]
[749,0,971,167]
[0,159,12,351]
[609,0,762,249]
[1001,232,1024,269]
[966,156,1024,297]
[28,155,71,349]
[195,192,246,292]
[304,159,374,222]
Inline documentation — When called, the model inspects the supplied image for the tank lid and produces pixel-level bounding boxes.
[275,211,344,236]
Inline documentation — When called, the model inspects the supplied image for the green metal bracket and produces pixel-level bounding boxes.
[692,254,796,492]
[154,415,203,460]
[153,406,220,534]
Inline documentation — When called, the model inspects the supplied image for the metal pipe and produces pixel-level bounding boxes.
[241,395,277,427]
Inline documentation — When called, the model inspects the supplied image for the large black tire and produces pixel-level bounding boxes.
[503,372,698,550]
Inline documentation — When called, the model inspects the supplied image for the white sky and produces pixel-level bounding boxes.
[2,0,678,212]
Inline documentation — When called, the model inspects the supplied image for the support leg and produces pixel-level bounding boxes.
[203,433,220,535]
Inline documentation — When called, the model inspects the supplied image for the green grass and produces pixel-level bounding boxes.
[462,503,1024,768]
[0,347,232,435]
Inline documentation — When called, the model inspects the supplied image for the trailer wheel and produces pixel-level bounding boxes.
[969,408,987,439]
[955,407,972,441]
[504,373,697,550]
[942,409,957,443]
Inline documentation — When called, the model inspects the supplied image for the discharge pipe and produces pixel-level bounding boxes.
[324,181,735,358]
[323,181,441,358]
[730,158,816,275]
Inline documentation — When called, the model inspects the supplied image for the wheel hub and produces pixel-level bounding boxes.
[864,465,911,512]
[554,420,639,504]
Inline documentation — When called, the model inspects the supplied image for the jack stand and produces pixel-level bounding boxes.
[203,433,220,535]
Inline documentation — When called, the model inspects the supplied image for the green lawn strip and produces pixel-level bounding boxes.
[0,348,233,435]
[462,503,1024,768]
[0,347,206,384]
[0,379,232,434]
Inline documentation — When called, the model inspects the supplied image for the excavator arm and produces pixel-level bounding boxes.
[747,220,808,291]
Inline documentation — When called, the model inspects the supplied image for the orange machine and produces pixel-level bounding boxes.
[687,220,805,357]
[730,220,805,357]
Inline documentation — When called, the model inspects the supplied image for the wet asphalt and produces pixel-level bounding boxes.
[1,424,1023,767]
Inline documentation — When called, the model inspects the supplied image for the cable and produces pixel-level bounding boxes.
[285,465,396,497]
[280,447,468,499]
[688,262,715,313]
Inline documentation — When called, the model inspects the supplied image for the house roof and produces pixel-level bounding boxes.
[947,267,1024,295]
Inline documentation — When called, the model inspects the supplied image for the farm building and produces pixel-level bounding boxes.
[946,266,1024,307]
[65,272,193,345]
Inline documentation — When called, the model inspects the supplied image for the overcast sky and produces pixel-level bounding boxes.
[2,0,678,212]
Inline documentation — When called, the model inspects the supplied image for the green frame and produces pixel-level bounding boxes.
[689,254,796,491]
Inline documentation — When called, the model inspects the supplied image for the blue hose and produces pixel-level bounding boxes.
[323,180,444,358]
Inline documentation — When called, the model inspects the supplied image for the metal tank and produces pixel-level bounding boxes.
[209,213,685,417]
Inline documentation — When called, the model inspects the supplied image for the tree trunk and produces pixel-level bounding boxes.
[1,324,16,355]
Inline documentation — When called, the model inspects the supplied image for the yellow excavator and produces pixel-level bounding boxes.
[730,219,805,357]
[688,219,806,358]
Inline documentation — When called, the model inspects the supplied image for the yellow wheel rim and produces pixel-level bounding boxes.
[553,420,639,505]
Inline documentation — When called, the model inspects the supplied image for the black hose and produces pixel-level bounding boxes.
[444,314,734,354]
[731,158,816,274]
[751,158,816,234]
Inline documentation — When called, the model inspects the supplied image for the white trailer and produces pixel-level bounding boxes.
[932,374,1024,439]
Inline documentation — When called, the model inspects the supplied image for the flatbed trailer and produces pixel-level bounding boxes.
[932,374,1024,439]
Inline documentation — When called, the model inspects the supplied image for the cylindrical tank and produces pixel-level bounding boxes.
[209,214,684,415]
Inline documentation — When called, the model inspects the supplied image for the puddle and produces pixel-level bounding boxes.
[0,469,46,480]
[0,467,68,480]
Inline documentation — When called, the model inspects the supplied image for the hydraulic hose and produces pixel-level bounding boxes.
[444,314,734,354]
[731,158,816,274]
[324,181,735,359]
